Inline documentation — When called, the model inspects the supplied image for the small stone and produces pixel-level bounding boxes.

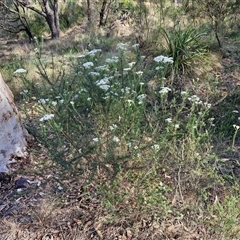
[15,177,30,189]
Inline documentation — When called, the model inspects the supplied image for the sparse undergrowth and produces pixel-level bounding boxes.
[0,24,240,240]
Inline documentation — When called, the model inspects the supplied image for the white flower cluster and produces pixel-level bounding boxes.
[136,71,143,76]
[109,124,117,131]
[38,98,49,104]
[83,61,94,69]
[154,55,173,64]
[128,62,136,67]
[40,114,54,122]
[126,100,134,106]
[137,94,147,104]
[106,56,119,63]
[116,43,129,51]
[95,77,112,91]
[233,124,240,130]
[89,71,100,76]
[95,65,109,71]
[151,144,160,150]
[112,136,120,142]
[86,49,102,56]
[121,87,136,94]
[159,87,171,94]
[14,68,27,74]
[188,95,200,103]
[20,89,28,95]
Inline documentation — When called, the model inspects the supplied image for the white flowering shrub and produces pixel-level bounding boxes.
[19,40,215,183]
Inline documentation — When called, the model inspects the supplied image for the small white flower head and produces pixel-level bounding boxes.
[159,87,171,94]
[105,56,119,63]
[137,94,147,104]
[233,124,240,130]
[156,66,164,71]
[154,55,173,64]
[38,98,49,104]
[87,97,91,101]
[116,43,129,51]
[86,49,102,56]
[96,77,111,91]
[83,61,94,69]
[151,144,160,150]
[93,137,99,142]
[132,43,139,48]
[51,101,57,106]
[78,148,82,154]
[165,118,172,123]
[96,77,110,86]
[232,110,239,113]
[128,62,136,68]
[70,101,74,105]
[113,136,120,143]
[204,102,211,108]
[14,68,27,74]
[20,89,29,95]
[121,87,134,94]
[109,124,117,131]
[174,124,180,129]
[123,68,131,71]
[95,65,109,71]
[126,99,134,106]
[137,94,147,99]
[188,95,201,103]
[59,99,64,104]
[99,84,110,91]
[79,88,88,93]
[181,91,188,95]
[89,71,100,76]
[39,114,54,122]
[136,71,144,76]
[134,146,138,150]
[126,142,132,147]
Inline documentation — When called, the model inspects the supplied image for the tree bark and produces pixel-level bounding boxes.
[40,0,60,38]
[99,0,107,26]
[0,73,28,172]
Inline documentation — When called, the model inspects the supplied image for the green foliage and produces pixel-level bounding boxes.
[18,41,216,199]
[160,26,208,77]
[59,1,84,30]
[208,195,240,237]
[28,13,48,37]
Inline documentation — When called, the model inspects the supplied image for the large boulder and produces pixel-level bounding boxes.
[0,73,28,172]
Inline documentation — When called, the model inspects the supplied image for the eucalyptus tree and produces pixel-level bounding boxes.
[0,0,60,39]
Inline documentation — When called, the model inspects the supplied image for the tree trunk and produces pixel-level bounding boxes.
[0,73,28,172]
[87,0,91,23]
[41,0,60,39]
[99,0,107,26]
